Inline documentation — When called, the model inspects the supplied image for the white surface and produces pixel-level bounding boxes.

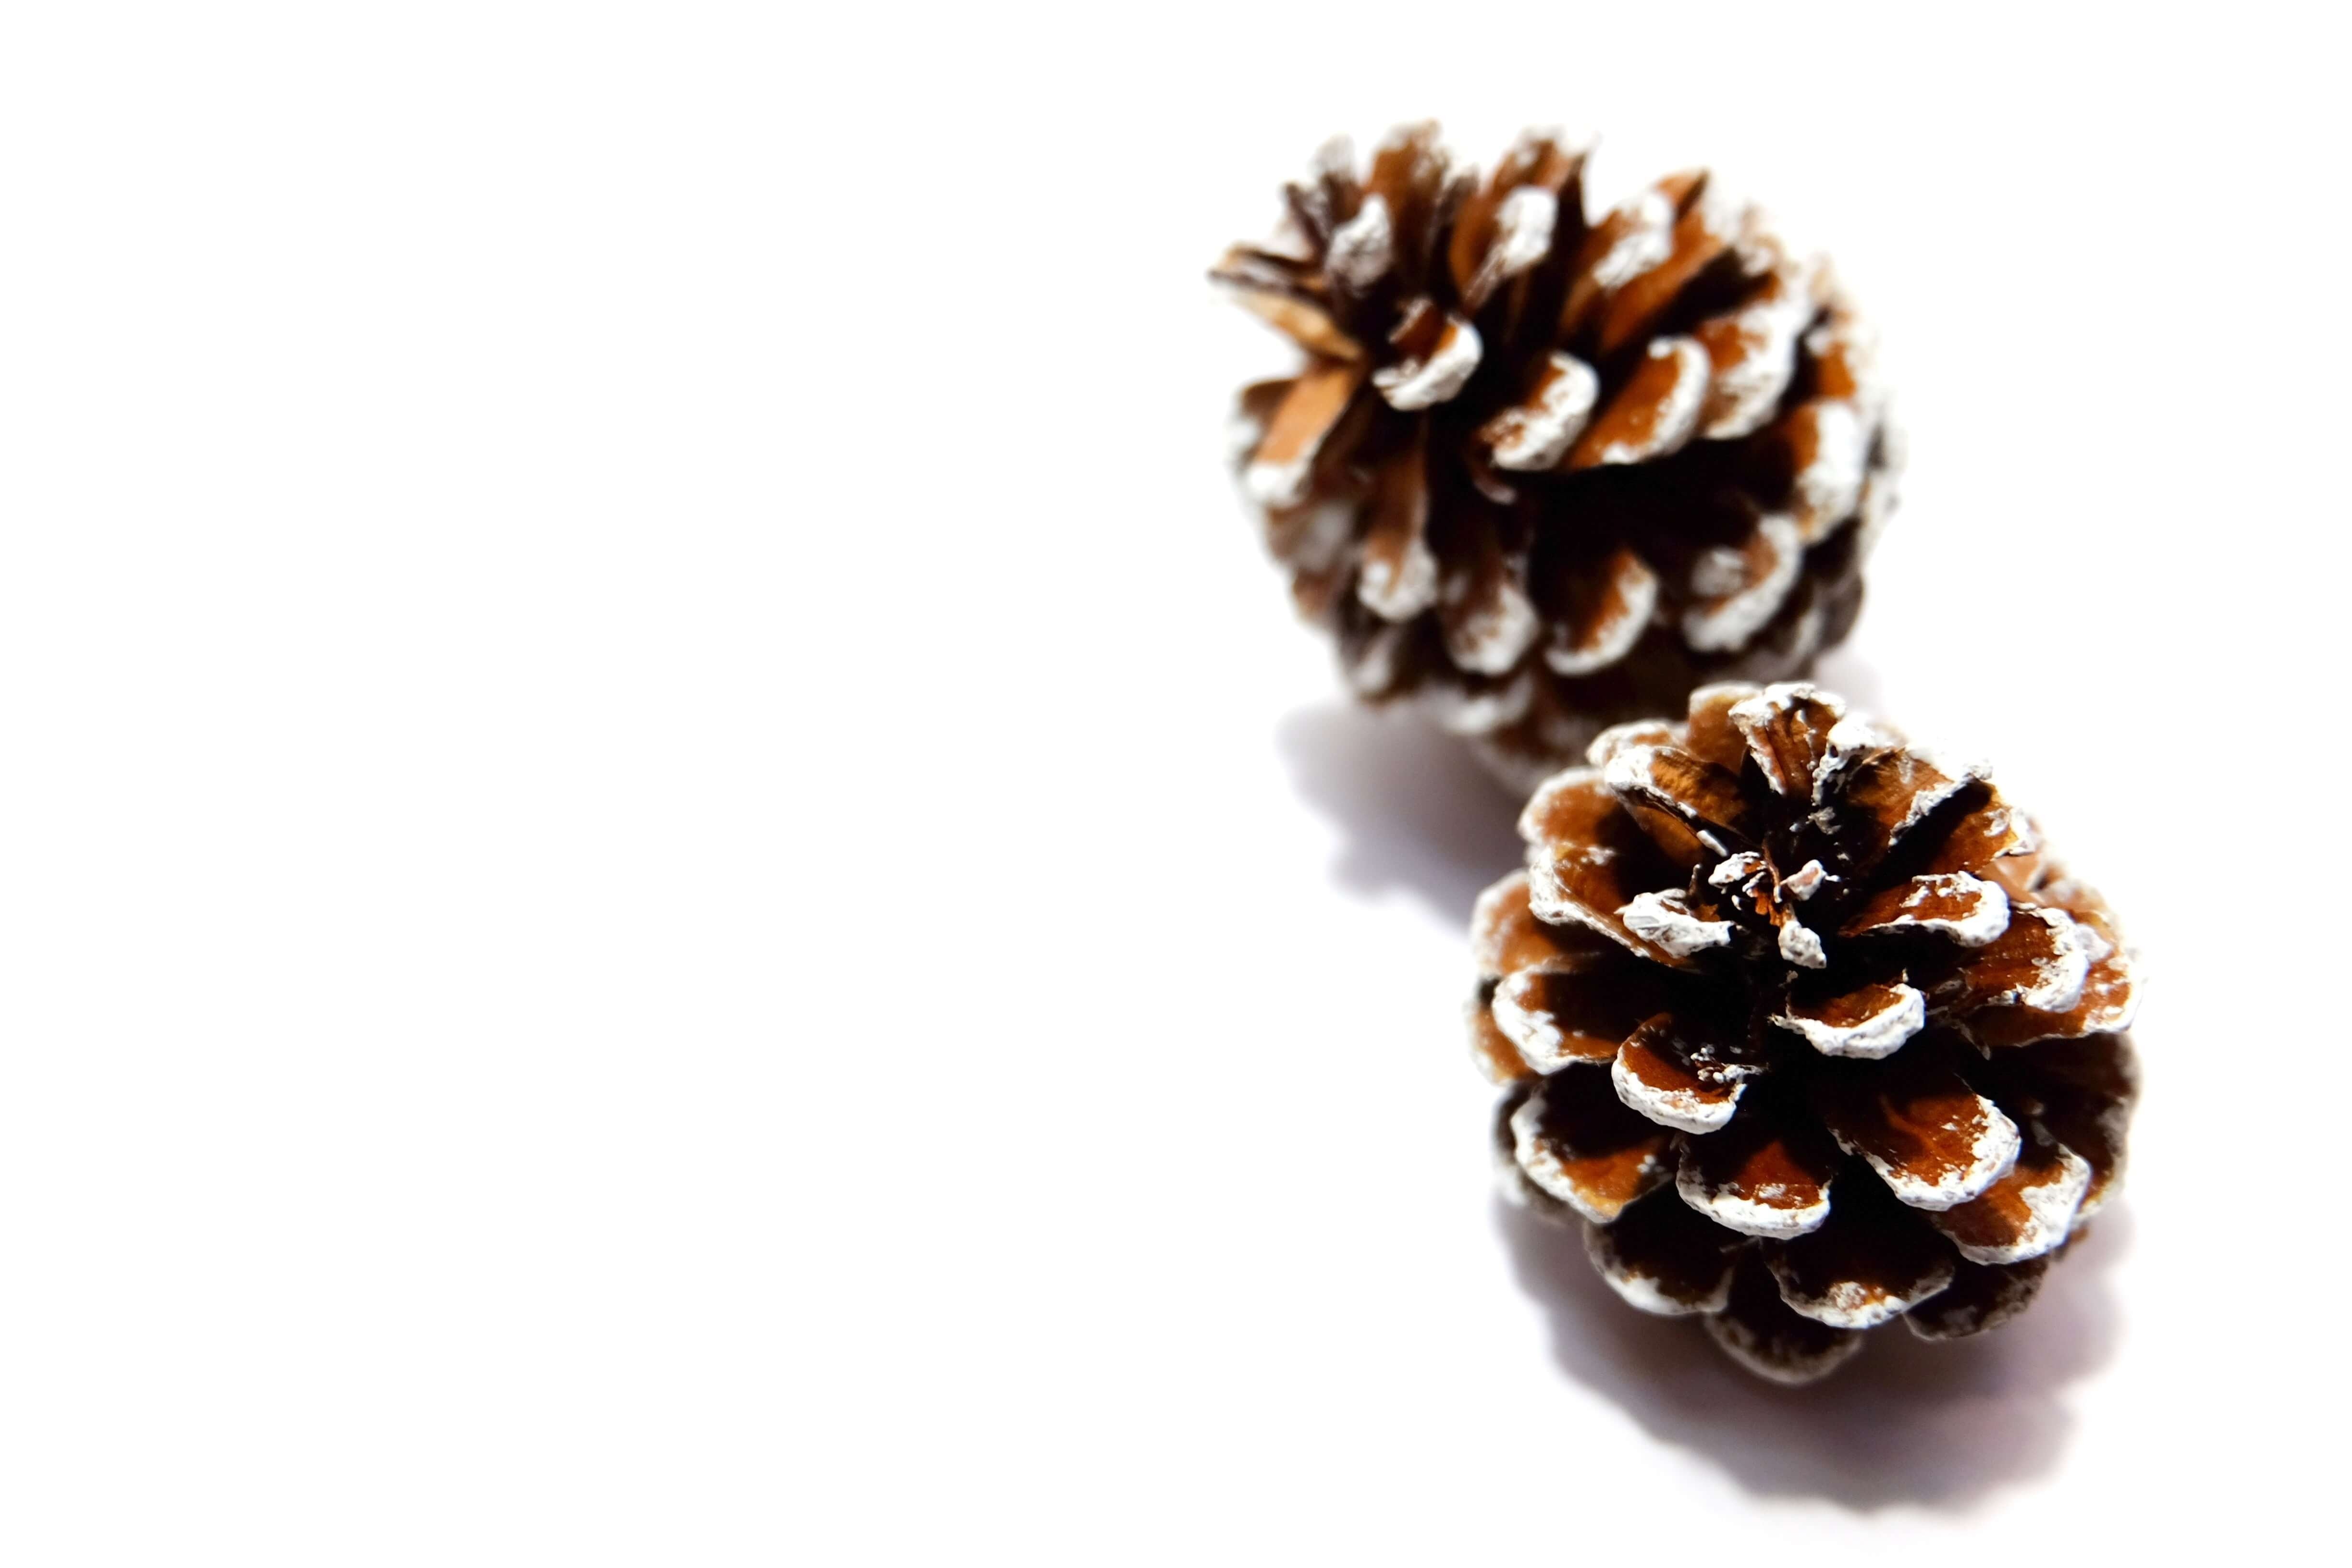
[0,2,2343,1560]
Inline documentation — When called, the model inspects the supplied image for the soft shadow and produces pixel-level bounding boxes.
[1497,1198,2129,1509]
[1809,645,1890,715]
[1277,704,1523,926]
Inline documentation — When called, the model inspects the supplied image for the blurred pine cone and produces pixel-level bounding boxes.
[1470,683,2138,1382]
[1216,126,1899,788]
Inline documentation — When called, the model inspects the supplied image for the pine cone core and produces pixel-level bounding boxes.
[1218,126,1901,787]
[1472,683,2138,1382]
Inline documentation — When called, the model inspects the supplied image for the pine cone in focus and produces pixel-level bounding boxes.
[1470,683,2138,1382]
[1216,126,1899,789]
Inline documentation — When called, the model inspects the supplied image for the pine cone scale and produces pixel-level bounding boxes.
[1610,1015,1757,1135]
[1507,1072,1674,1225]
[1813,1047,2024,1211]
[1591,189,1740,357]
[1774,975,1927,1060]
[1925,1122,2093,1265]
[1674,1108,1839,1239]
[1584,1187,1737,1316]
[1239,362,1363,509]
[1470,878,1670,1073]
[1568,336,1709,470]
[1541,547,1657,676]
[1705,1258,1866,1383]
[1764,1176,1958,1330]
[1907,1256,2049,1342]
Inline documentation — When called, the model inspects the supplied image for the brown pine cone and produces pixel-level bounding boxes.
[1470,683,2138,1382]
[1217,126,1899,788]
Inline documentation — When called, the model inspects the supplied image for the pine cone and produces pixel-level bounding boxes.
[1216,126,1899,788]
[1470,683,2138,1382]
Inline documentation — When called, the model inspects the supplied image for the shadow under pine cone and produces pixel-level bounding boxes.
[1497,1196,2128,1508]
[1276,703,1522,927]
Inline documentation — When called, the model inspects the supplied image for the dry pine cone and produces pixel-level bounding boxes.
[1471,683,2138,1382]
[1218,126,1900,788]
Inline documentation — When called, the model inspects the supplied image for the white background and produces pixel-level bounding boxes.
[1,2,2342,1560]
